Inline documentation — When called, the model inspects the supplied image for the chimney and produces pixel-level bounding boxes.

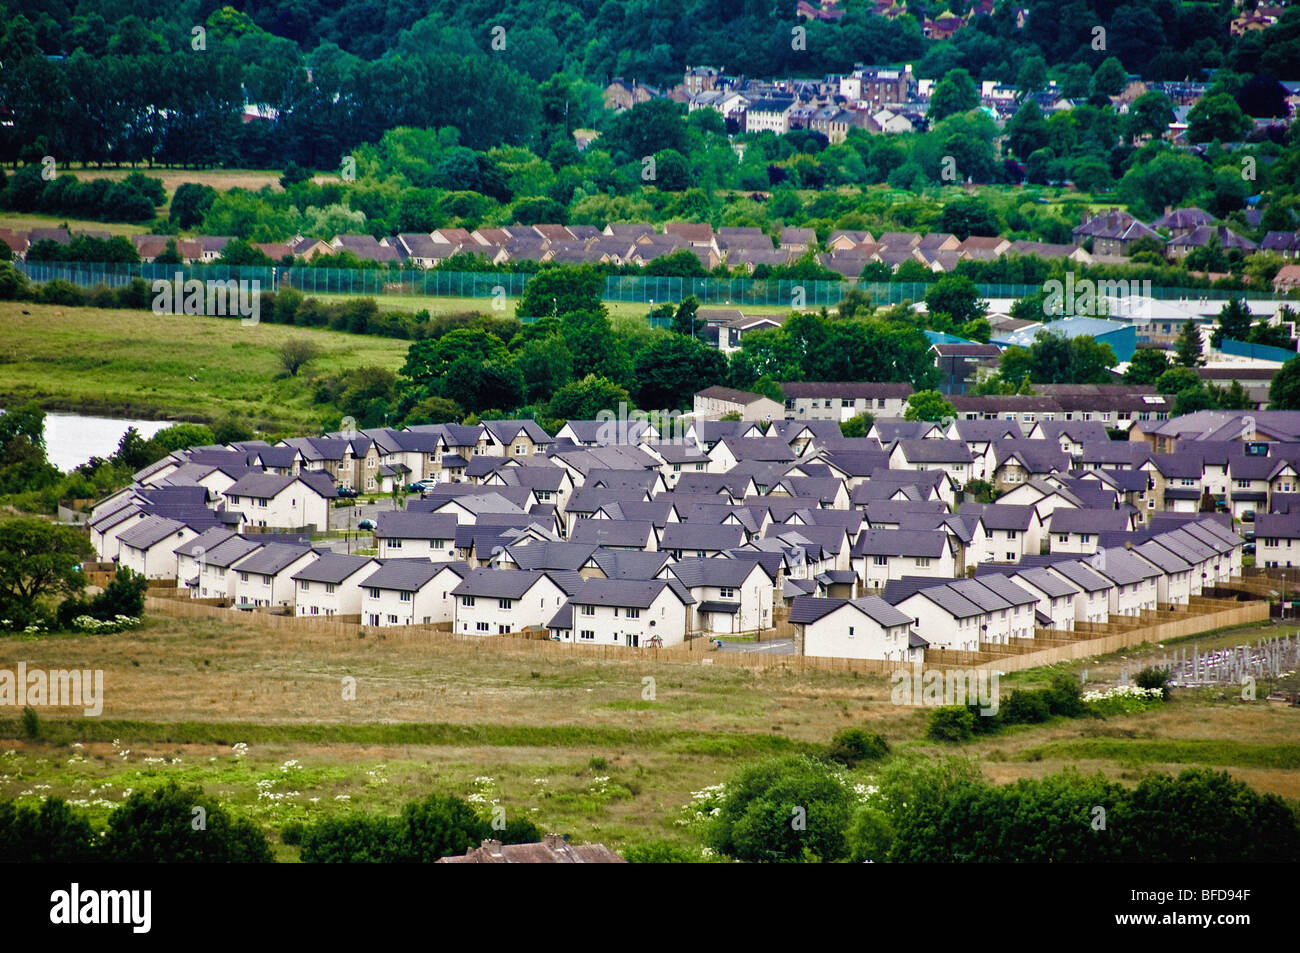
[1164,205,1172,217]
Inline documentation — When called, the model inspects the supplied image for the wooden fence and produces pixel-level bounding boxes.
[144,591,1270,676]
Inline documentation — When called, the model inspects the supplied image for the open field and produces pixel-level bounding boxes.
[0,213,154,239]
[19,166,285,195]
[1,612,1296,859]
[0,302,407,430]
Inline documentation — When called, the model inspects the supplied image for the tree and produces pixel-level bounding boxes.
[211,414,255,444]
[1015,56,1048,95]
[547,375,630,421]
[928,68,978,123]
[633,336,727,411]
[1187,93,1252,143]
[1004,100,1049,159]
[924,275,987,326]
[938,198,999,240]
[1124,91,1175,142]
[278,339,322,377]
[1270,356,1300,410]
[1124,348,1171,385]
[1209,299,1252,349]
[0,798,98,863]
[1090,57,1128,99]
[904,390,956,422]
[104,782,273,862]
[840,413,874,438]
[668,295,702,337]
[705,756,855,863]
[1173,319,1205,367]
[1155,366,1202,395]
[515,335,574,403]
[517,265,605,318]
[0,518,93,628]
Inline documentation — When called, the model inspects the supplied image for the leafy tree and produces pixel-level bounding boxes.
[1174,319,1205,367]
[1270,356,1300,410]
[515,335,575,403]
[633,335,727,411]
[547,375,630,421]
[278,339,322,377]
[904,389,956,422]
[0,798,99,862]
[517,265,605,318]
[211,414,255,444]
[1124,347,1171,385]
[705,756,855,863]
[151,423,216,453]
[1090,57,1128,99]
[90,565,148,620]
[927,68,978,123]
[0,518,92,627]
[1187,93,1252,143]
[1004,100,1049,160]
[840,413,874,438]
[1155,365,1201,395]
[924,275,986,326]
[1209,299,1252,349]
[1124,91,1175,142]
[938,198,999,240]
[104,782,273,862]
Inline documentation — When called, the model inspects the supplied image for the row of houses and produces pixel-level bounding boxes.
[88,404,1263,660]
[696,381,1176,430]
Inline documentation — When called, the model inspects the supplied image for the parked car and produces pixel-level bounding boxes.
[336,485,358,498]
[357,519,376,531]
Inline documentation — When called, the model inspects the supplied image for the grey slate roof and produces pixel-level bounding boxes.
[291,553,378,584]
[231,543,315,576]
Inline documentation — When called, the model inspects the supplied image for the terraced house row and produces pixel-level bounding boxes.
[84,405,1272,662]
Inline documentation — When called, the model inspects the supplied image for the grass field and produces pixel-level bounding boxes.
[0,302,407,431]
[1,612,1296,860]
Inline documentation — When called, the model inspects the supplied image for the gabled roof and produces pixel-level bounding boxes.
[291,553,378,584]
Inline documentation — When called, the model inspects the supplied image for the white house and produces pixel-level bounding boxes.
[664,557,775,634]
[221,471,336,531]
[547,578,694,648]
[361,559,470,627]
[1044,559,1113,625]
[175,531,264,601]
[789,595,923,662]
[1005,566,1081,632]
[452,569,576,636]
[895,584,987,653]
[230,544,319,608]
[851,529,956,591]
[1091,547,1161,617]
[292,553,378,618]
[114,516,201,580]
[374,511,460,561]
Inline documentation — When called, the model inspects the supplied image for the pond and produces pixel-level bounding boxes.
[39,413,173,472]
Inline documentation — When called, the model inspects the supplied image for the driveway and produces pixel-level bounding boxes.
[714,637,796,655]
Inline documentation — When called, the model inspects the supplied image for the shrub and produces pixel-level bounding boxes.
[1000,689,1053,725]
[298,814,402,863]
[927,706,976,742]
[0,797,99,862]
[280,821,305,846]
[34,279,85,306]
[623,840,700,863]
[1134,666,1172,701]
[21,705,41,739]
[1042,673,1085,717]
[103,782,274,862]
[826,728,890,767]
[705,756,855,863]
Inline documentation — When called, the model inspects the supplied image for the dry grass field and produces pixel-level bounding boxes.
[2,611,1297,858]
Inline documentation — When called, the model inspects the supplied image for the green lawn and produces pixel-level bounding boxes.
[0,301,407,431]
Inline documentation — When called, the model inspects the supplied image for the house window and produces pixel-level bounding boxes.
[498,598,513,610]
[580,630,595,641]
[326,583,336,594]
[400,591,412,602]
[873,555,887,566]
[1081,534,1092,543]
[626,608,640,619]
[1058,534,1068,543]
[719,587,736,599]
[477,621,490,632]
[916,557,931,568]
[239,572,249,582]
[581,605,595,616]
[300,581,310,590]
[387,539,401,549]
[1006,530,1017,540]
[387,614,398,624]
[514,445,526,455]
[984,528,994,539]
[461,595,476,607]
